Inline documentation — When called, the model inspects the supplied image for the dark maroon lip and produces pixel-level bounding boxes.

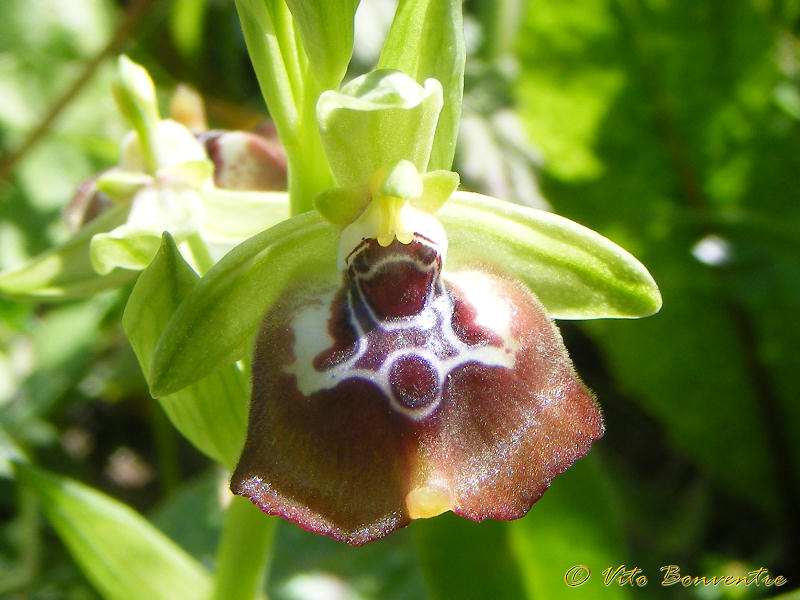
[231,235,604,545]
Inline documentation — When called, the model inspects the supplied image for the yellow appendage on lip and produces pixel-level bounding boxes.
[405,484,452,519]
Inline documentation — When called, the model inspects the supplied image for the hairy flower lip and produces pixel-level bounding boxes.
[231,233,604,545]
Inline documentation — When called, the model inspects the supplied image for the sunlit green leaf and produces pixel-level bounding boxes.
[150,194,659,396]
[13,462,211,600]
[442,192,662,319]
[122,234,248,467]
[0,201,136,300]
[378,0,465,172]
[285,0,360,90]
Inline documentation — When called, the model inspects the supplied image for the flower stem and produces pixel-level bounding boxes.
[211,495,278,600]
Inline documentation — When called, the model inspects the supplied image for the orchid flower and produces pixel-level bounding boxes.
[1,1,662,561]
[148,66,661,545]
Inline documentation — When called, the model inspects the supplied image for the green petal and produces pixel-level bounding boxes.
[13,462,211,600]
[122,234,247,467]
[285,0,359,89]
[378,0,465,172]
[313,185,370,228]
[441,192,662,319]
[0,201,136,300]
[415,170,460,213]
[380,159,423,200]
[149,213,339,397]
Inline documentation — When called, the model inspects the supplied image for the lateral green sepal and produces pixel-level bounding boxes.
[440,192,662,319]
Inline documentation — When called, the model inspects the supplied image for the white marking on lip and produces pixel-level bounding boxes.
[283,262,517,421]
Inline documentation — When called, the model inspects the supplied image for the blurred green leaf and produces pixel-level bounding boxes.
[285,0,360,90]
[170,0,209,58]
[412,516,527,600]
[13,462,211,600]
[378,0,465,172]
[515,0,799,517]
[122,234,248,467]
[509,455,632,599]
[0,201,136,300]
[269,524,427,600]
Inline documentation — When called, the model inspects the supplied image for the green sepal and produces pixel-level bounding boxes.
[149,213,339,397]
[0,201,136,300]
[380,159,423,200]
[378,0,465,172]
[415,170,460,213]
[441,192,662,319]
[148,193,659,396]
[317,70,443,187]
[13,462,211,600]
[313,185,370,228]
[285,0,360,90]
[122,234,247,467]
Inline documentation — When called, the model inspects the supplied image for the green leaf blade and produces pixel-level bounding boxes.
[149,213,339,397]
[122,234,248,467]
[13,462,211,600]
[378,0,466,172]
[441,192,662,319]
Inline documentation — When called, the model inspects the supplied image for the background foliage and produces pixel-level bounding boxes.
[1,0,799,598]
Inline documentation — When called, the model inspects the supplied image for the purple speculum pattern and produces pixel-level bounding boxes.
[289,236,517,420]
[232,232,604,545]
